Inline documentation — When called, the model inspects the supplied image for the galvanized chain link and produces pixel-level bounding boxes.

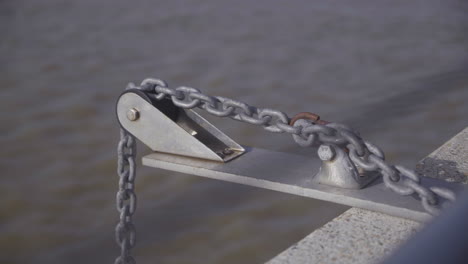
[134,78,456,216]
[115,127,137,264]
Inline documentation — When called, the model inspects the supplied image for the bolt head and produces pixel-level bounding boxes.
[222,148,234,155]
[318,145,335,161]
[127,108,140,121]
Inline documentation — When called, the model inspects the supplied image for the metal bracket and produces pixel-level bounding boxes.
[116,89,376,189]
[314,144,378,189]
[116,90,245,162]
[116,89,463,221]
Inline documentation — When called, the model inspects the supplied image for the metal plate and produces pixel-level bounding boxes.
[142,147,464,222]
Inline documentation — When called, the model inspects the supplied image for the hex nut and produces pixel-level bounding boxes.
[127,108,140,121]
[318,145,336,161]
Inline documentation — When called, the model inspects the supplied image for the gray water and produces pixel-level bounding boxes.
[2,0,468,263]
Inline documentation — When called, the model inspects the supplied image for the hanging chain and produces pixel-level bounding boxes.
[115,128,137,264]
[115,78,456,263]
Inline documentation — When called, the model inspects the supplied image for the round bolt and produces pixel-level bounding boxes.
[222,148,234,155]
[127,108,140,121]
[318,145,336,161]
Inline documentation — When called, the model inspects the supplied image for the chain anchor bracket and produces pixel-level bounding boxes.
[116,89,245,162]
[314,144,378,189]
[114,80,463,264]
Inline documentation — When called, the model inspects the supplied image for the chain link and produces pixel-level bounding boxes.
[115,78,456,263]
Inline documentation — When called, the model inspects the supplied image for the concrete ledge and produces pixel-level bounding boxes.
[416,127,468,184]
[267,127,467,264]
[267,208,420,264]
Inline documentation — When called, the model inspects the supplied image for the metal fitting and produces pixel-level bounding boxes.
[127,108,140,121]
[318,144,336,161]
[222,148,234,155]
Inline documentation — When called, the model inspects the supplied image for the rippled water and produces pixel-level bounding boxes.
[2,0,467,263]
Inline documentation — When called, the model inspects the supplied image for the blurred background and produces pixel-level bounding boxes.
[1,0,467,263]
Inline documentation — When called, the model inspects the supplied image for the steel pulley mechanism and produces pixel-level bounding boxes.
[114,78,462,264]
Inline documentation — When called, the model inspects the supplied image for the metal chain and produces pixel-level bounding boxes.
[115,128,137,264]
[114,78,456,263]
[134,78,456,216]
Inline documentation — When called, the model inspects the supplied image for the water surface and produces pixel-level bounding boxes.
[1,0,467,263]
